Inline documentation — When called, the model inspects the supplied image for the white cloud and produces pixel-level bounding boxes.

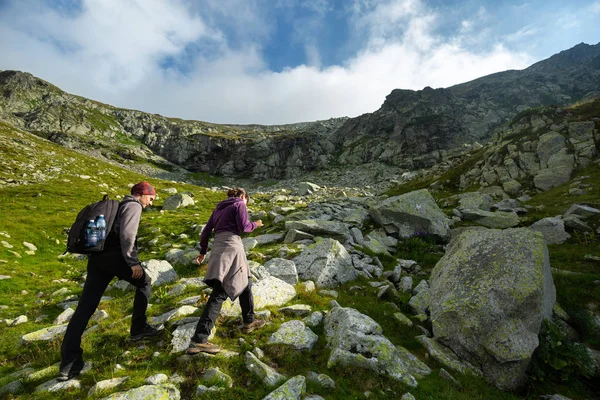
[504,25,540,43]
[1,0,537,124]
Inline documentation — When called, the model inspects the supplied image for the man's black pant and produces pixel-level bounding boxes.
[191,279,255,344]
[60,251,151,368]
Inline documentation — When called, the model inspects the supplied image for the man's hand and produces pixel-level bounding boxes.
[131,265,143,279]
[255,219,264,227]
[195,254,206,265]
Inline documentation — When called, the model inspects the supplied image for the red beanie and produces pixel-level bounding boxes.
[130,181,156,196]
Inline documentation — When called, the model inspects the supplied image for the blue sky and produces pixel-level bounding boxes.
[0,0,599,124]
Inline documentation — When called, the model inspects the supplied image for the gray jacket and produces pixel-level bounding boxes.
[111,196,143,267]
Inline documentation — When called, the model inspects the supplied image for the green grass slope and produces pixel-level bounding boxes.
[1,120,599,399]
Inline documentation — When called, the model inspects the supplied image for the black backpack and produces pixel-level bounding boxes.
[66,195,120,254]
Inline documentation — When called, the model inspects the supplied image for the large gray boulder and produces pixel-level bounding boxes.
[285,220,352,243]
[324,305,426,387]
[369,189,450,240]
[292,238,357,288]
[220,276,296,317]
[429,228,556,390]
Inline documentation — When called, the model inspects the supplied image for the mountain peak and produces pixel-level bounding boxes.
[526,41,600,73]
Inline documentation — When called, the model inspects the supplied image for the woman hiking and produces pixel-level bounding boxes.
[187,187,265,354]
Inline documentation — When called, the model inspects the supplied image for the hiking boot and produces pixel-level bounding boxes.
[57,358,84,381]
[241,319,266,334]
[130,324,163,341]
[187,341,221,355]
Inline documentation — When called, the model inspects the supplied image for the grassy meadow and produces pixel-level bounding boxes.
[0,120,599,399]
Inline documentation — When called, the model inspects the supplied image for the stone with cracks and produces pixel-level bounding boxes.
[268,320,318,351]
[530,217,571,244]
[100,384,180,400]
[264,258,299,285]
[144,259,178,286]
[244,351,287,387]
[429,228,555,390]
[292,238,357,288]
[369,189,450,240]
[263,376,306,400]
[285,220,352,243]
[417,335,482,376]
[324,305,423,387]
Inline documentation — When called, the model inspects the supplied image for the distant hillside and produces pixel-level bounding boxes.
[0,42,599,179]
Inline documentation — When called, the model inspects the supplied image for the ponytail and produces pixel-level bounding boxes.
[227,187,249,202]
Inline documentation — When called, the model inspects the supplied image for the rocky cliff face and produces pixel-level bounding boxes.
[1,42,599,179]
[0,70,346,179]
[333,42,600,169]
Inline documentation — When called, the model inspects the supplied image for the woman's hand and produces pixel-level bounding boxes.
[195,254,206,265]
[255,219,264,227]
[131,265,143,279]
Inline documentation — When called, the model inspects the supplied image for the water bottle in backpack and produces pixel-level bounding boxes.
[85,220,98,248]
[95,214,107,241]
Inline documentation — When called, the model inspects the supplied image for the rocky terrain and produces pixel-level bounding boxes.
[0,42,600,400]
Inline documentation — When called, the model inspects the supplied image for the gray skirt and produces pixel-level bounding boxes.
[204,231,249,300]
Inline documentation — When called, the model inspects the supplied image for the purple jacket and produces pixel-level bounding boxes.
[198,197,257,254]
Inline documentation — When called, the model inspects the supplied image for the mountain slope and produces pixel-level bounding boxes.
[0,43,599,180]
[333,42,600,169]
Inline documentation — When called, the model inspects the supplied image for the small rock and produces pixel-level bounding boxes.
[146,373,168,385]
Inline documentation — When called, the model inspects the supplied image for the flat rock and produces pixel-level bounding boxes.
[100,383,180,400]
[20,324,68,344]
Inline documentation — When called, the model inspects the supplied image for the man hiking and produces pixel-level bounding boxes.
[58,182,162,381]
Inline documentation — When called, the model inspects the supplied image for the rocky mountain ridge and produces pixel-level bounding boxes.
[1,42,599,180]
